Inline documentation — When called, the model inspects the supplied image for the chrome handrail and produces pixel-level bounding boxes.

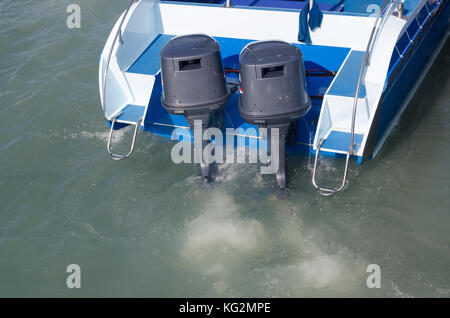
[366,0,398,67]
[312,0,396,196]
[350,0,395,155]
[101,0,138,117]
[107,113,143,160]
[223,0,232,8]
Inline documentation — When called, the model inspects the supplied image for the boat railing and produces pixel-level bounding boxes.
[101,0,144,161]
[312,0,398,196]
[367,0,400,66]
[101,0,138,118]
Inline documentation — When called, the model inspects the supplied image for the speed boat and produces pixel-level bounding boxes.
[99,0,449,194]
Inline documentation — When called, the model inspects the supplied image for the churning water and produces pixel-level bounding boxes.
[0,0,449,297]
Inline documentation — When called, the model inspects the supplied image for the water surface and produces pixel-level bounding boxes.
[0,0,449,297]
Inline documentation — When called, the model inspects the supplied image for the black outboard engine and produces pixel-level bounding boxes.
[239,41,311,188]
[160,34,230,181]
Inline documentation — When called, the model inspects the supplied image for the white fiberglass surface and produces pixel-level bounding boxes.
[158,3,376,50]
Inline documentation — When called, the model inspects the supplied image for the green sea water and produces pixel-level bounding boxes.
[0,0,449,297]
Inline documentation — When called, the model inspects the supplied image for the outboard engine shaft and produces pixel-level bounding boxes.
[160,34,230,181]
[239,41,311,188]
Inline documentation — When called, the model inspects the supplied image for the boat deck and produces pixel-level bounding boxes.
[327,50,366,98]
[127,34,351,99]
[122,33,369,152]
